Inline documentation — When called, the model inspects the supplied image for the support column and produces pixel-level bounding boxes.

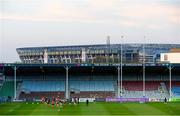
[120,36,123,97]
[169,65,172,100]
[120,65,123,97]
[143,43,146,97]
[65,66,70,99]
[143,63,145,97]
[14,66,17,100]
[117,66,120,98]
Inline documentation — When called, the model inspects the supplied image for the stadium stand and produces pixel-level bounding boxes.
[169,82,180,97]
[19,80,172,99]
[123,81,161,91]
[0,73,4,87]
[9,75,179,100]
[1,62,180,101]
[123,90,169,99]
[19,80,115,99]
[21,81,65,92]
[172,87,180,97]
[70,92,115,98]
[19,91,115,100]
[21,80,114,92]
[0,81,14,97]
[19,92,65,100]
[121,81,169,99]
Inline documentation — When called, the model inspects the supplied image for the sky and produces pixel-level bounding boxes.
[0,0,179,63]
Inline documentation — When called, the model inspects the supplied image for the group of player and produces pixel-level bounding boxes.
[41,96,80,108]
[41,96,63,107]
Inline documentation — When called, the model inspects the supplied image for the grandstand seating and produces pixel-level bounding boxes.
[19,91,115,100]
[71,91,115,98]
[166,81,180,88]
[123,81,161,91]
[7,74,180,99]
[21,81,65,92]
[0,81,14,97]
[165,81,180,91]
[70,81,114,91]
[19,80,115,99]
[172,87,180,97]
[123,90,169,99]
[0,74,4,87]
[20,80,171,99]
[21,80,115,92]
[19,92,65,100]
[120,81,170,99]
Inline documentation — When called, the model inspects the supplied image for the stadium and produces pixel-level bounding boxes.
[0,43,180,115]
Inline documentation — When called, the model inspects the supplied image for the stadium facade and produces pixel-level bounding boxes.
[0,44,180,102]
[16,44,180,64]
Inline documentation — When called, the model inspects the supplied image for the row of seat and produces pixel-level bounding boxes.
[122,81,161,91]
[172,87,180,97]
[21,80,115,92]
[19,91,115,100]
[123,90,169,99]
[0,81,14,97]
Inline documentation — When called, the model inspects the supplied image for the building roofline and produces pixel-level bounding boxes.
[16,43,180,50]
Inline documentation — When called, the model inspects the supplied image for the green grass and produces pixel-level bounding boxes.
[0,102,180,115]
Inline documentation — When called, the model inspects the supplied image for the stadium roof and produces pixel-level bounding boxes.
[1,63,180,75]
[16,44,180,50]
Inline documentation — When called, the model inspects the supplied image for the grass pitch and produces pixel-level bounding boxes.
[0,102,180,115]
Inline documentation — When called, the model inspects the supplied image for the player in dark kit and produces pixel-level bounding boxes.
[45,98,50,105]
[86,99,89,106]
[164,97,167,103]
[45,97,50,106]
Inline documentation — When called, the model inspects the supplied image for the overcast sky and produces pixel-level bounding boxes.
[0,0,180,63]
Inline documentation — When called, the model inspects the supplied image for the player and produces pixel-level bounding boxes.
[41,96,45,103]
[56,96,60,107]
[164,97,167,103]
[46,97,50,106]
[86,99,89,106]
[52,97,55,107]
[45,97,48,104]
[77,97,79,104]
